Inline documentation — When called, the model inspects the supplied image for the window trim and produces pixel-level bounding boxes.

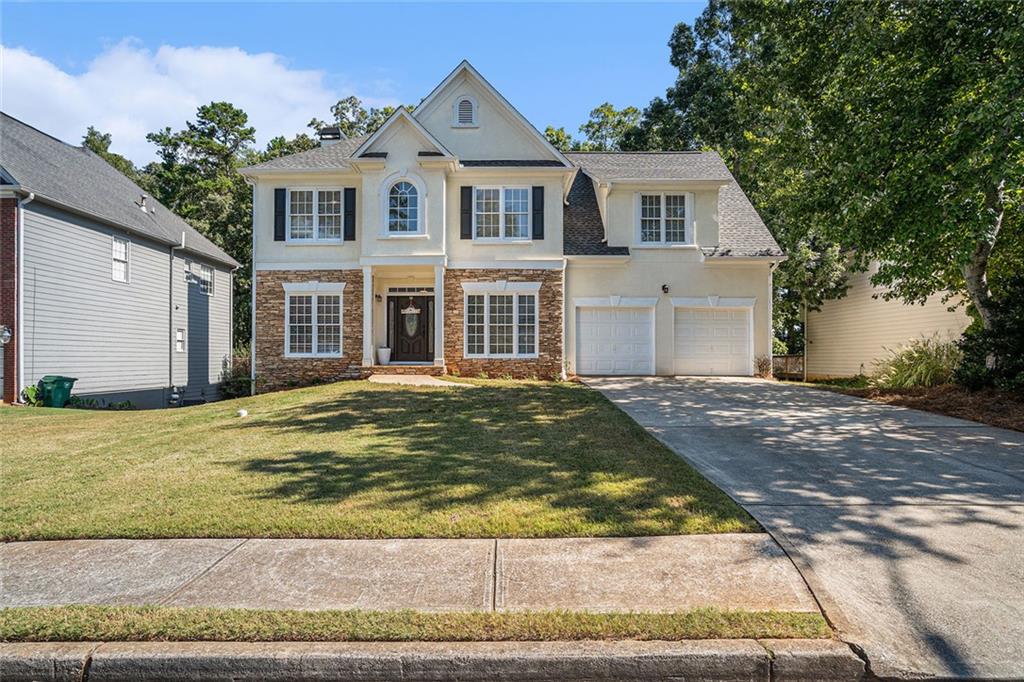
[111,235,130,283]
[174,329,186,353]
[379,173,427,237]
[285,187,345,243]
[283,281,347,358]
[471,185,532,242]
[461,281,541,359]
[452,95,478,128]
[633,192,695,246]
[197,263,214,296]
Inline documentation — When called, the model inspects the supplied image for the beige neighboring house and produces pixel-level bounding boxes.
[805,262,971,378]
[240,61,784,391]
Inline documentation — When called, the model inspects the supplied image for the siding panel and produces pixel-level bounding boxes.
[806,266,971,378]
[22,202,170,401]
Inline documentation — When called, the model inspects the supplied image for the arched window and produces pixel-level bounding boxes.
[453,96,477,127]
[388,181,419,233]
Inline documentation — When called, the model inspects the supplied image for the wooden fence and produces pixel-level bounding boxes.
[773,354,804,380]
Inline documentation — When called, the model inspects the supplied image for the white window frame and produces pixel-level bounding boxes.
[472,186,532,242]
[111,236,130,283]
[286,187,344,243]
[461,281,541,359]
[197,263,214,296]
[379,173,427,238]
[283,281,347,358]
[174,329,186,353]
[634,192,695,246]
[452,95,478,127]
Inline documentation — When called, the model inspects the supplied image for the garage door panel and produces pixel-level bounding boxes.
[674,307,752,376]
[576,307,653,376]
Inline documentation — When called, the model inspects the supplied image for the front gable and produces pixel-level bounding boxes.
[413,61,570,165]
[353,108,453,163]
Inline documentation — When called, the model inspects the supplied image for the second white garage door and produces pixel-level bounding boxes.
[674,307,752,376]
[576,307,654,375]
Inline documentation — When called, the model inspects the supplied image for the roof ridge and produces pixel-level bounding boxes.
[1,111,88,153]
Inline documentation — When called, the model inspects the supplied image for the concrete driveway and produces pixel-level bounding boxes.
[587,376,1024,680]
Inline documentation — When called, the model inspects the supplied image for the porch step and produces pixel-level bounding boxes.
[370,364,446,377]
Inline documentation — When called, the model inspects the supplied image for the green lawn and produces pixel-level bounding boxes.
[1,379,755,540]
[0,606,829,642]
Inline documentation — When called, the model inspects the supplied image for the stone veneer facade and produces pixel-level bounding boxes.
[254,269,364,392]
[443,268,564,380]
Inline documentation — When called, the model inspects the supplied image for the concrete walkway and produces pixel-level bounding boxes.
[0,535,818,614]
[588,376,1024,680]
[367,374,472,387]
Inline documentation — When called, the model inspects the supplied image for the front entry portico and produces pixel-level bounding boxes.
[362,262,445,369]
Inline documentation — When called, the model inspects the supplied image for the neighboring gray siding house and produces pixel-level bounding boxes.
[0,113,239,408]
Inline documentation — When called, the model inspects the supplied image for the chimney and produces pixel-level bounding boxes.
[319,126,343,147]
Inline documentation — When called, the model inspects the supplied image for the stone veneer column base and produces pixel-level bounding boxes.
[443,268,563,380]
[253,269,365,393]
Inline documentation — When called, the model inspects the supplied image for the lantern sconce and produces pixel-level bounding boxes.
[661,284,670,294]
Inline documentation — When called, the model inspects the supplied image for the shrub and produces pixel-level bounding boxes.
[20,385,42,407]
[220,345,252,399]
[754,355,772,377]
[954,275,1024,394]
[772,337,789,356]
[871,337,961,389]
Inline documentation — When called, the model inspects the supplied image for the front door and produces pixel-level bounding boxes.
[389,295,432,362]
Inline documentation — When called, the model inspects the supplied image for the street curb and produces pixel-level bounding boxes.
[0,639,865,681]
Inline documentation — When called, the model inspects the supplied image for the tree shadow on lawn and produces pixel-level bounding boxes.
[224,382,754,535]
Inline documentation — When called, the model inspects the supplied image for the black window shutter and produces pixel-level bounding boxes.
[344,187,356,241]
[532,186,544,240]
[460,186,473,239]
[273,188,286,241]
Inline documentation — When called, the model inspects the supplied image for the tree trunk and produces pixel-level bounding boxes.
[962,180,1005,330]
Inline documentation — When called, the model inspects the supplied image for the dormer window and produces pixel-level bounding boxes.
[453,96,477,127]
[635,192,695,245]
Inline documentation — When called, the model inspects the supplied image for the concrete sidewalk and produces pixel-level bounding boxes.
[1,535,818,613]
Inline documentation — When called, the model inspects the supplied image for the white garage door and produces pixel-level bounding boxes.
[674,307,752,376]
[576,307,654,375]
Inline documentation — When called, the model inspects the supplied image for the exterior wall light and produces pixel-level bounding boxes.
[0,325,11,345]
[661,284,670,294]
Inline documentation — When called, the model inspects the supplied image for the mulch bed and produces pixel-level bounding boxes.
[831,384,1024,432]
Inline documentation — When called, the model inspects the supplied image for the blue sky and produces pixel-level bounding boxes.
[1,2,701,164]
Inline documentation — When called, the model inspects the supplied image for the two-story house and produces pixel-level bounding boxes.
[241,61,783,391]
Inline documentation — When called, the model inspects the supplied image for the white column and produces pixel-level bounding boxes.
[362,266,373,367]
[433,264,445,366]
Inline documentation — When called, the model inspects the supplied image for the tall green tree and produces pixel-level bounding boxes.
[145,102,257,346]
[308,96,407,138]
[82,127,142,183]
[545,104,642,152]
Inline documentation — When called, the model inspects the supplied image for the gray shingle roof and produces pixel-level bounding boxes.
[461,160,567,167]
[565,151,782,259]
[0,113,238,267]
[243,135,368,171]
[565,151,732,182]
[563,171,629,256]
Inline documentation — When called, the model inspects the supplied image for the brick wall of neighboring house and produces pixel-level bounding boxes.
[253,269,364,392]
[0,198,18,403]
[443,268,564,380]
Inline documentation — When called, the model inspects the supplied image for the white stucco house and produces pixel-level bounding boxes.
[240,61,784,391]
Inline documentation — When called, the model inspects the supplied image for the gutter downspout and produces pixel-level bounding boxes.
[169,231,185,404]
[16,192,35,402]
[768,261,779,380]
[247,179,257,396]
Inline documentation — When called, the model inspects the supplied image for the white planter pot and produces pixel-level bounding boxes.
[377,347,391,365]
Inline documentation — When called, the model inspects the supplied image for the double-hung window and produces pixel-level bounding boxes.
[637,193,693,245]
[111,236,130,283]
[284,283,345,357]
[288,189,342,241]
[473,187,530,241]
[197,263,214,296]
[463,283,539,358]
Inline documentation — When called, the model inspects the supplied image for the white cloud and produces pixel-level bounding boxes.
[1,40,396,165]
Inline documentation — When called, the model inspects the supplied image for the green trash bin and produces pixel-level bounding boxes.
[39,375,78,408]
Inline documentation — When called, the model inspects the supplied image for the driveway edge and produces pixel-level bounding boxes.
[0,639,865,681]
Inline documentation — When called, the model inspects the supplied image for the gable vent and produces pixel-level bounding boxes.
[455,97,476,126]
